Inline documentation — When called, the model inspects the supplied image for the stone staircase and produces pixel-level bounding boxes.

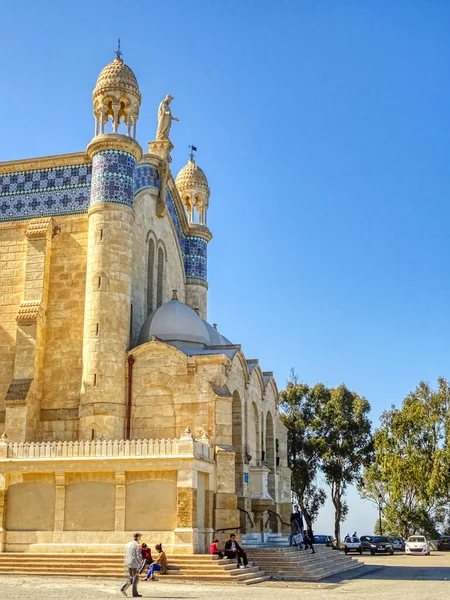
[0,553,270,585]
[243,533,289,547]
[246,545,363,581]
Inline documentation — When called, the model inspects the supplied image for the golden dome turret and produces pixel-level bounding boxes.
[92,46,141,139]
[175,157,210,226]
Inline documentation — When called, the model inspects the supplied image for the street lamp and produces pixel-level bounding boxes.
[377,494,383,536]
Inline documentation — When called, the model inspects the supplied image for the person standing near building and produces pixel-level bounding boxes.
[289,505,304,546]
[121,532,142,597]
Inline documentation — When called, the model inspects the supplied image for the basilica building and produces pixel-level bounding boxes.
[0,52,291,553]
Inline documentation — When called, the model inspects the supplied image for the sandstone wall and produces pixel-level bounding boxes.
[0,223,27,436]
[40,215,88,441]
[131,190,186,348]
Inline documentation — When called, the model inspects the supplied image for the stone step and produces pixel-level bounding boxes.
[271,561,362,581]
[0,552,224,561]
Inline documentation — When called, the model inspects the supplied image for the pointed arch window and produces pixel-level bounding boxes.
[157,246,164,308]
[147,238,155,316]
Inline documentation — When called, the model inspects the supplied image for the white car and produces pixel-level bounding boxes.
[344,536,363,554]
[405,535,430,556]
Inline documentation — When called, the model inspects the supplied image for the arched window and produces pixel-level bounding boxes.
[156,247,164,308]
[147,238,155,316]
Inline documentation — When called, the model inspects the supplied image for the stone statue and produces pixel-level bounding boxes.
[156,95,179,141]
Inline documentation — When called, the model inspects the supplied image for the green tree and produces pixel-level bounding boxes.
[360,378,450,538]
[279,374,326,529]
[313,384,373,547]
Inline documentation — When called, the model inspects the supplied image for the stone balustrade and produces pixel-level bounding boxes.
[0,431,213,461]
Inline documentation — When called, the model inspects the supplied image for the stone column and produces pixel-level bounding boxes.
[79,134,142,440]
[54,472,65,532]
[175,468,198,554]
[0,469,7,552]
[214,445,239,537]
[115,472,126,531]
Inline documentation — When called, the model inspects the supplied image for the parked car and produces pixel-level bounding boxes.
[389,536,405,551]
[437,536,450,551]
[369,536,394,555]
[405,535,430,556]
[344,536,363,555]
[360,535,374,552]
[313,535,330,545]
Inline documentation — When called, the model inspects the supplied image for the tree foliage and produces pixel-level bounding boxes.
[279,374,326,529]
[313,384,373,546]
[280,375,372,546]
[360,378,450,538]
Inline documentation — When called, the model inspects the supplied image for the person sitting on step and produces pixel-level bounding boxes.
[138,543,153,574]
[224,533,249,568]
[142,543,167,581]
[210,538,224,559]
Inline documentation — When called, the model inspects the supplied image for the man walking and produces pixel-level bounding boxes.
[121,532,143,597]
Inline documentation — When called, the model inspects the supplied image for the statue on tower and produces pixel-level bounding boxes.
[156,95,179,141]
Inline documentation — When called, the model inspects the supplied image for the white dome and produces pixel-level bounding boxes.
[138,299,210,347]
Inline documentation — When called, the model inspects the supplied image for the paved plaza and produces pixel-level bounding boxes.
[0,552,449,600]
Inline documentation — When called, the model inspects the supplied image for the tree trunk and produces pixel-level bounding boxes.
[301,502,312,531]
[334,508,341,548]
[332,484,342,548]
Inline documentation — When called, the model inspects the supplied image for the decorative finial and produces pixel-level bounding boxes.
[172,289,178,300]
[115,38,123,61]
[188,144,197,162]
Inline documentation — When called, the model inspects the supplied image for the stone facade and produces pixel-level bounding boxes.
[0,53,291,554]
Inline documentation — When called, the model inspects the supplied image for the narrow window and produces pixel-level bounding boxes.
[147,238,155,315]
[156,247,164,308]
[96,323,99,336]
[93,373,97,387]
[91,429,95,441]
[97,276,102,289]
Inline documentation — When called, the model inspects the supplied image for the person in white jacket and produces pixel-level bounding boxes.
[121,532,143,597]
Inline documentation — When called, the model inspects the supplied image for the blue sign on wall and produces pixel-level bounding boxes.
[244,473,249,484]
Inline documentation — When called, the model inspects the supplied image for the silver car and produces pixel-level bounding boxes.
[389,536,405,551]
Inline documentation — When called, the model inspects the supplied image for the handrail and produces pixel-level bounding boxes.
[215,526,243,533]
[238,506,255,529]
[265,508,290,528]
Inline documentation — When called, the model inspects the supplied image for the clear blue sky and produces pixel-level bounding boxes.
[3,0,450,536]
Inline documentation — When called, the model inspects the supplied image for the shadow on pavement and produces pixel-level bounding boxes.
[322,564,450,583]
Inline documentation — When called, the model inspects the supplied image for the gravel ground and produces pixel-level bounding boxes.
[0,552,449,600]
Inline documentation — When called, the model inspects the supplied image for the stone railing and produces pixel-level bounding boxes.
[0,429,213,461]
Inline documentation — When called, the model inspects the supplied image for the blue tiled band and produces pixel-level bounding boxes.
[0,164,91,221]
[90,150,135,207]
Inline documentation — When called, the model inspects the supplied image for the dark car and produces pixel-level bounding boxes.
[437,536,450,551]
[360,535,374,552]
[369,536,394,555]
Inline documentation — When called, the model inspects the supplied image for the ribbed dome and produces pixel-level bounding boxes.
[203,321,232,346]
[175,159,210,197]
[93,57,140,99]
[138,299,210,347]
